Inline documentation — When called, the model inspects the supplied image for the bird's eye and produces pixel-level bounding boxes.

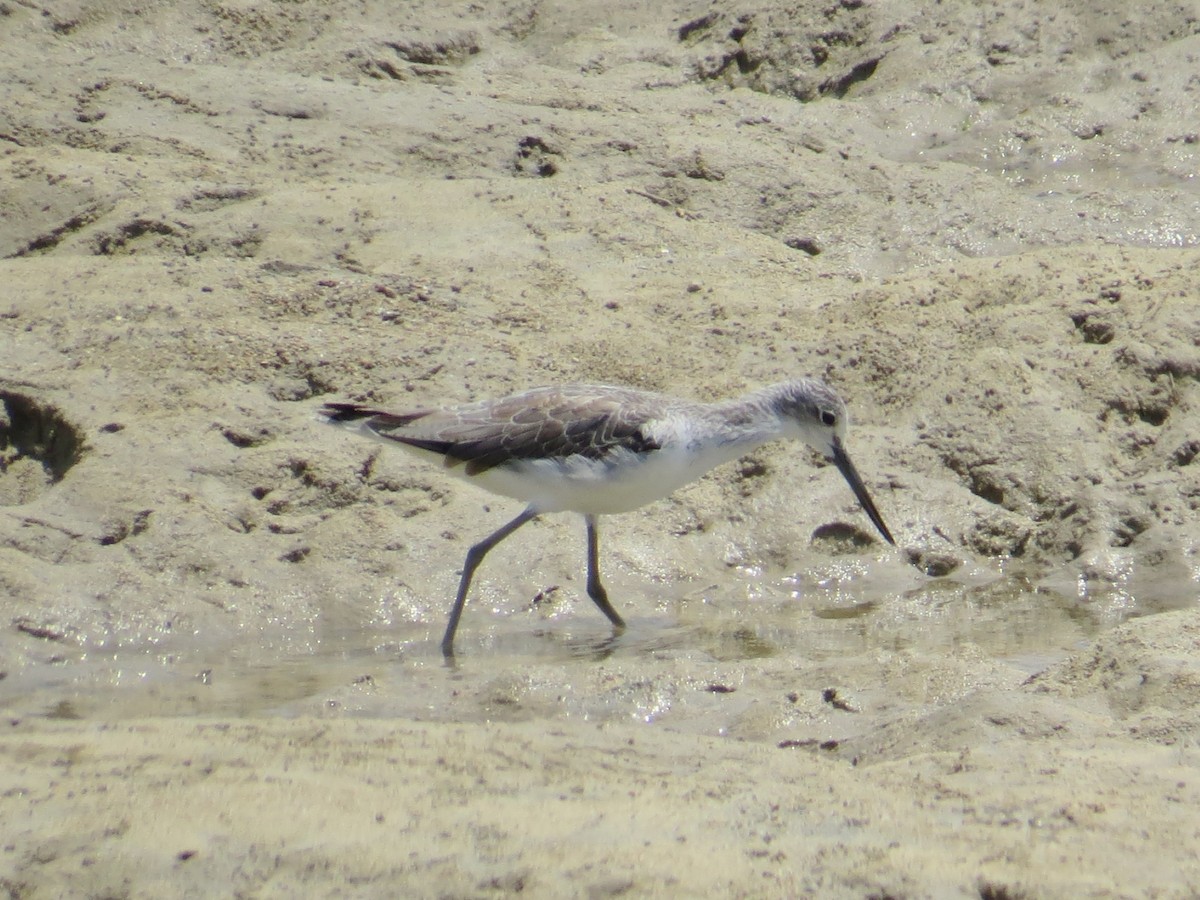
[819,410,837,427]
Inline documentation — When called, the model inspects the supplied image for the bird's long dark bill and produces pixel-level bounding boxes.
[831,439,896,545]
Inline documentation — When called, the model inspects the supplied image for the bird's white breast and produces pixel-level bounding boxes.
[467,427,755,515]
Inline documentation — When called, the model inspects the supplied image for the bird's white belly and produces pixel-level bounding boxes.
[467,443,737,515]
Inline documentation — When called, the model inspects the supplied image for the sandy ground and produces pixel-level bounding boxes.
[2,0,1200,896]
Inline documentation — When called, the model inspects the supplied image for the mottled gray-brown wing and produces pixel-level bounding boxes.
[334,387,664,476]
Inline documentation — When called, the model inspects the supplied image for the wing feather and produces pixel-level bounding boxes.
[322,387,664,475]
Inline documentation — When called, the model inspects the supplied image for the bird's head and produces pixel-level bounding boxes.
[776,379,895,546]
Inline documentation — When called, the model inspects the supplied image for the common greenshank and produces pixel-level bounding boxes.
[321,379,895,655]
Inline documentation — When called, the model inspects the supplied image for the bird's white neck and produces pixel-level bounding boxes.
[664,387,797,474]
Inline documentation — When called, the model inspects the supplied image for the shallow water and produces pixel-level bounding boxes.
[1,564,1167,736]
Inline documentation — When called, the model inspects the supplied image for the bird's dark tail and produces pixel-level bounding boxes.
[319,402,380,423]
[319,401,431,429]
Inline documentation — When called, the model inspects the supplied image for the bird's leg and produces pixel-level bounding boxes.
[442,506,539,657]
[584,515,626,630]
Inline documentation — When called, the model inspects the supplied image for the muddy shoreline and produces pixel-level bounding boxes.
[3,1,1199,896]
